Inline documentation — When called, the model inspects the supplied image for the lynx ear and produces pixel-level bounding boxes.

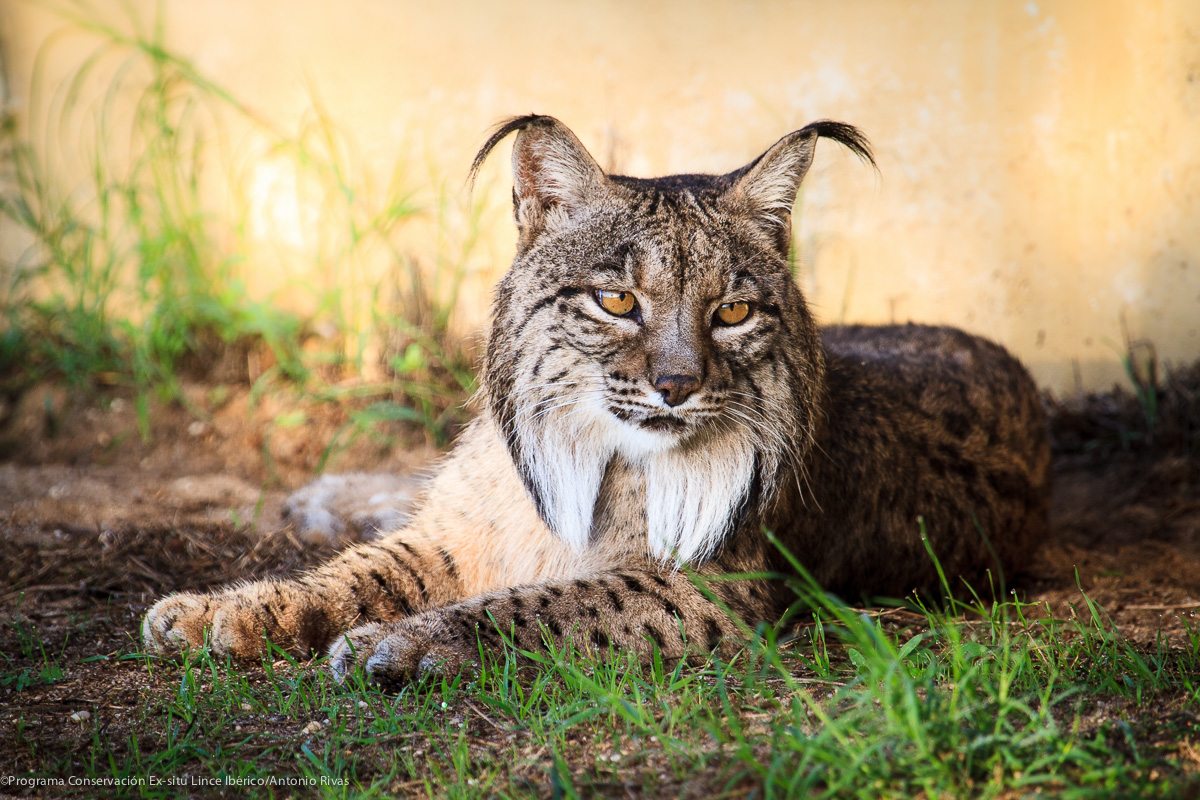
[469,115,608,248]
[726,120,875,250]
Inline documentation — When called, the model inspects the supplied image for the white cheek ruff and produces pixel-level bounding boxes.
[517,399,614,553]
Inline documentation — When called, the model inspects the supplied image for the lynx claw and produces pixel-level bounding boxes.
[327,620,475,688]
[327,622,384,683]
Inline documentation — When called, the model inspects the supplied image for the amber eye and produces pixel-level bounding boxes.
[595,289,638,317]
[715,301,752,326]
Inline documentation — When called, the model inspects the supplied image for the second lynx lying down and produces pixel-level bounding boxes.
[143,115,1050,683]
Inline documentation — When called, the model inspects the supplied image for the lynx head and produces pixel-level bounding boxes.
[475,115,874,563]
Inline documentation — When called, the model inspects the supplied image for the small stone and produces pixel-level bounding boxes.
[187,421,208,437]
[69,710,91,723]
[240,702,252,712]
[357,700,369,710]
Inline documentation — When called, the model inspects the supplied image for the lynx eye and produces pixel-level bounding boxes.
[595,289,638,317]
[715,301,752,326]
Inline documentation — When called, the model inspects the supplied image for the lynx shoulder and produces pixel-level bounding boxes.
[142,115,1050,685]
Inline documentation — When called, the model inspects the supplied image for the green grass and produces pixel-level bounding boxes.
[16,568,1196,799]
[0,610,66,692]
[5,525,1198,798]
[0,0,475,445]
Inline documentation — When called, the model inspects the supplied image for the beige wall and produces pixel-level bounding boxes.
[3,1,1198,393]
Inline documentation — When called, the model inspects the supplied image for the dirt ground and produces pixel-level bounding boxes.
[0,369,1198,791]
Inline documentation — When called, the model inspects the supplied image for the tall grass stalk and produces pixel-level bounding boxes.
[1,0,473,443]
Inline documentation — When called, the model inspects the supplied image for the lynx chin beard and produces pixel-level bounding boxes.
[513,386,766,565]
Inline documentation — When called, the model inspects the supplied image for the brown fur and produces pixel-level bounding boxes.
[142,116,1050,685]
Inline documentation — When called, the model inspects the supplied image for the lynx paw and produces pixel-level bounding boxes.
[328,618,478,686]
[142,583,322,659]
[141,592,215,655]
[282,472,420,544]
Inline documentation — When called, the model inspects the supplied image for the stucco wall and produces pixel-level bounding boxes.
[3,1,1198,393]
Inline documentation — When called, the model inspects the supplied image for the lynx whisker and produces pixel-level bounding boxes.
[523,394,607,426]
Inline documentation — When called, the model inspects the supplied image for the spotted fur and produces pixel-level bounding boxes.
[142,116,1050,684]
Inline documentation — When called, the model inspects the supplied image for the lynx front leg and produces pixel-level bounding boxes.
[328,568,770,684]
[142,534,468,659]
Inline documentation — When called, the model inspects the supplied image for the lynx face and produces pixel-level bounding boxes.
[478,116,874,562]
[507,218,796,454]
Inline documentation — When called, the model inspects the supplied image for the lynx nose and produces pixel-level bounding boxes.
[654,374,701,407]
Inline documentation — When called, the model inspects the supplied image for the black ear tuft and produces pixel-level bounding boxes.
[468,114,608,248]
[468,114,558,188]
[800,120,877,172]
[726,120,876,251]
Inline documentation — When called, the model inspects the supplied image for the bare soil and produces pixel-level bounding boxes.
[0,371,1198,794]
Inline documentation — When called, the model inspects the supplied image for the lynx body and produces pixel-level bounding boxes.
[143,116,1050,682]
